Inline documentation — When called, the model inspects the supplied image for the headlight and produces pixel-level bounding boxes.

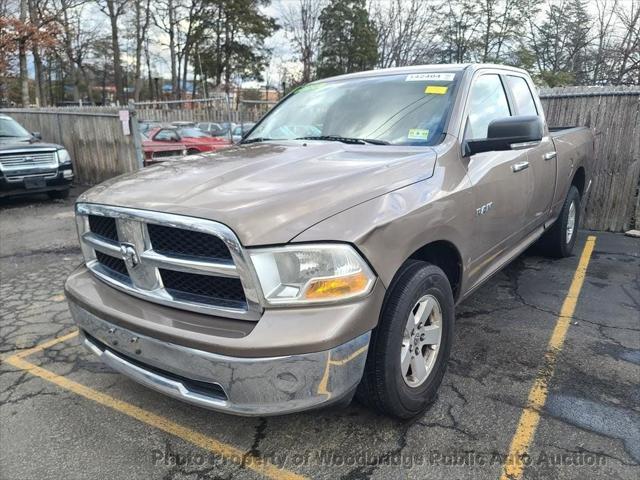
[57,149,72,165]
[249,244,375,305]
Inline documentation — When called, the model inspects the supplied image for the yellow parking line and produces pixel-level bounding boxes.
[4,334,307,480]
[500,235,596,480]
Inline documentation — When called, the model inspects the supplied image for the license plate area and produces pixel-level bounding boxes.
[24,176,47,189]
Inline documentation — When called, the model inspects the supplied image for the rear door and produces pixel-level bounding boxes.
[462,72,533,284]
[504,74,557,231]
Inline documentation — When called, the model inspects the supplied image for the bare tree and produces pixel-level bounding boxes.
[591,0,618,83]
[614,0,640,84]
[279,0,325,82]
[372,0,439,67]
[132,0,151,101]
[27,0,45,105]
[177,0,205,99]
[97,0,128,103]
[438,0,482,63]
[18,0,29,105]
[153,0,179,98]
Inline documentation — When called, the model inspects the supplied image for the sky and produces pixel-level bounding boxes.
[26,0,633,89]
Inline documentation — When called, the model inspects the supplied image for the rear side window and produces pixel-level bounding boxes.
[155,129,179,141]
[506,76,538,116]
[465,74,511,140]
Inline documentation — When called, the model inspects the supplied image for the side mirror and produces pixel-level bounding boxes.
[32,132,42,140]
[463,116,543,156]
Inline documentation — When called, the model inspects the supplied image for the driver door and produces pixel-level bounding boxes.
[463,73,533,287]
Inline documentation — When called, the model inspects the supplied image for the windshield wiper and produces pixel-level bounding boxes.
[295,135,389,145]
[241,137,278,144]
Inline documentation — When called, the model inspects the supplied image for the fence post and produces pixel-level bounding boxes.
[128,99,144,169]
[56,112,63,145]
[224,93,233,143]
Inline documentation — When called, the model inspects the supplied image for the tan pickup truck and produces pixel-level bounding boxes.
[65,64,593,418]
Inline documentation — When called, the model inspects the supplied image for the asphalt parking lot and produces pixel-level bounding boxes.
[1,189,638,480]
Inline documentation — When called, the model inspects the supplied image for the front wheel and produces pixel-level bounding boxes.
[356,260,455,419]
[537,185,580,258]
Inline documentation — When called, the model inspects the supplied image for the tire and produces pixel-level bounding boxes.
[47,189,70,200]
[356,260,455,419]
[537,185,580,258]
[187,148,200,155]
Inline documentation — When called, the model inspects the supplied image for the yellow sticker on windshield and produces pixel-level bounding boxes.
[425,85,448,94]
[408,128,430,140]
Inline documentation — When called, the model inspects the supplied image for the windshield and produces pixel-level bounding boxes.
[0,117,31,138]
[246,72,459,146]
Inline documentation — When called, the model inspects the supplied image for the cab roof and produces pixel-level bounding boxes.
[315,63,529,84]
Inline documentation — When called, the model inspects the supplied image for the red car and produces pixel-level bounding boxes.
[142,127,231,164]
[141,131,186,165]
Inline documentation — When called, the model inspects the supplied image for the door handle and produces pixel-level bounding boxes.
[544,151,557,161]
[512,161,529,172]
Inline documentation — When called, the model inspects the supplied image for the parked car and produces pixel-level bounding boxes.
[196,122,223,136]
[170,121,197,128]
[140,131,187,166]
[197,121,235,138]
[0,114,74,199]
[139,119,161,135]
[66,64,593,418]
[231,122,255,143]
[144,127,231,156]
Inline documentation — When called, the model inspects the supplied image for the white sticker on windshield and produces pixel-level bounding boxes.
[405,73,456,82]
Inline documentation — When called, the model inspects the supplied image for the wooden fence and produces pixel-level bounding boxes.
[135,99,275,124]
[37,98,274,124]
[0,108,139,185]
[540,86,640,231]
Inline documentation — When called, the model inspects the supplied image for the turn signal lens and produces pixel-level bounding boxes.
[304,272,370,299]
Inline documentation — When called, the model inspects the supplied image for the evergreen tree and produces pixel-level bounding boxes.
[316,0,378,78]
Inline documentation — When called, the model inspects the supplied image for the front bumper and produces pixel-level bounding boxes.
[68,300,370,416]
[0,167,73,197]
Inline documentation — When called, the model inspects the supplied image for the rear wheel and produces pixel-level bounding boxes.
[187,148,200,155]
[537,185,580,258]
[356,260,454,419]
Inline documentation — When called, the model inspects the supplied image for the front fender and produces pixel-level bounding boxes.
[291,159,474,291]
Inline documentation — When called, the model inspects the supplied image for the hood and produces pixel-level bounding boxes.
[80,141,438,245]
[0,138,62,151]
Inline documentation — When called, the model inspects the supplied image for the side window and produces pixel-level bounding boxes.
[155,129,179,141]
[505,76,538,116]
[465,74,511,140]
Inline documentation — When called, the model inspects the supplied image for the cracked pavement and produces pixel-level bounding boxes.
[1,189,639,480]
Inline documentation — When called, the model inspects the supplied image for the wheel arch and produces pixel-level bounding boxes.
[571,166,586,197]
[405,240,463,301]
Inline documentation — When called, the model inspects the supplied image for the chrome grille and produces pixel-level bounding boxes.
[148,223,232,260]
[89,215,119,242]
[95,251,129,278]
[76,203,262,320]
[159,269,246,308]
[0,150,57,170]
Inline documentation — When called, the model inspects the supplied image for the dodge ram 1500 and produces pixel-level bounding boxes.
[65,64,593,418]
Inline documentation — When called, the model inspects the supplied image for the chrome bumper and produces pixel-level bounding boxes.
[68,301,370,416]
